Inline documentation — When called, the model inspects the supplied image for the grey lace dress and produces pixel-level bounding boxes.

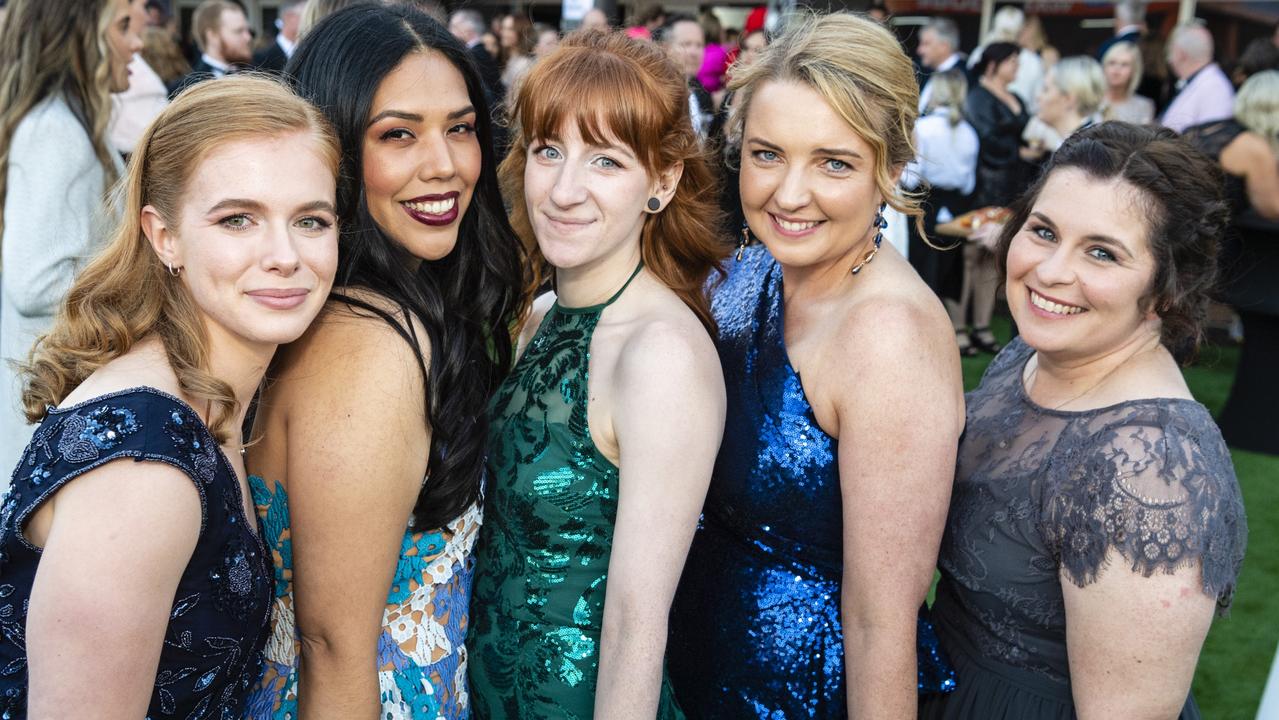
[921,338,1247,719]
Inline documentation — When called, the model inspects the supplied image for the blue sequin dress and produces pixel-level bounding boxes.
[668,245,955,718]
[0,387,271,718]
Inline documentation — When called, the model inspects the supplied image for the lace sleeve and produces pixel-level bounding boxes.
[1043,406,1247,614]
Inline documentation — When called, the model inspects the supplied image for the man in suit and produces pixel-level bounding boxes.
[916,17,964,113]
[169,0,252,97]
[449,8,503,108]
[253,0,303,75]
[656,15,713,144]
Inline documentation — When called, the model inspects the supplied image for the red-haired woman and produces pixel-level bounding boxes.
[467,30,726,719]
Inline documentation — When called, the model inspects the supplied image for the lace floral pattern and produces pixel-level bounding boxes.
[0,388,271,718]
[244,477,479,720]
[932,338,1247,684]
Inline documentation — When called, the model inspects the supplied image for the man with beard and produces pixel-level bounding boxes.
[169,0,252,97]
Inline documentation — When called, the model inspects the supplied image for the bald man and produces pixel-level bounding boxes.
[1161,24,1234,133]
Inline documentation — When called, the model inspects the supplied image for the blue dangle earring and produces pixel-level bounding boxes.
[735,220,752,261]
[850,202,887,276]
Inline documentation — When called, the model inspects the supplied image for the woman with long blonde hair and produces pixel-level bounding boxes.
[0,0,144,481]
[0,74,341,717]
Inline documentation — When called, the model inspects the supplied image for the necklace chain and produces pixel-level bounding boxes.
[1026,356,1124,411]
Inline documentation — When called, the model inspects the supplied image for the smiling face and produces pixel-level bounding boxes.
[523,121,661,274]
[1006,168,1160,362]
[362,51,481,263]
[739,79,888,271]
[150,132,339,351]
[105,0,145,93]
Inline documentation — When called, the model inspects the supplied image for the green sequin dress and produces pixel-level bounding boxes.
[468,265,683,719]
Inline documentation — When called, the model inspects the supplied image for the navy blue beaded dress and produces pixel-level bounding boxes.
[668,244,955,718]
[0,388,272,718]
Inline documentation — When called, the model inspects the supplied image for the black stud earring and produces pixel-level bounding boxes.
[646,197,661,212]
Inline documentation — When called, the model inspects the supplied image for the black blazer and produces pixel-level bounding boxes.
[167,58,222,99]
[253,41,288,75]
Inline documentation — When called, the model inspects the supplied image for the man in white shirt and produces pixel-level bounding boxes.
[253,0,303,75]
[916,18,964,113]
[1161,24,1234,134]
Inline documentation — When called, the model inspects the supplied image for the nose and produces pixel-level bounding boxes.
[416,132,458,184]
[1033,243,1076,288]
[771,163,812,213]
[262,219,302,276]
[548,159,587,208]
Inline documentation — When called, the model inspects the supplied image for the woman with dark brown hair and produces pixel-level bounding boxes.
[499,13,536,91]
[922,122,1247,720]
[468,29,726,719]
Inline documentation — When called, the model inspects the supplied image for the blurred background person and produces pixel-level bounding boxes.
[917,17,964,113]
[169,0,252,96]
[142,25,191,87]
[626,2,665,41]
[1162,24,1234,134]
[499,13,535,92]
[1023,56,1106,160]
[963,41,1030,354]
[298,0,362,38]
[110,53,169,156]
[581,7,609,31]
[697,11,729,104]
[1102,41,1155,124]
[969,6,1044,114]
[533,22,559,58]
[657,15,712,142]
[1230,38,1279,87]
[1098,0,1146,60]
[449,9,503,110]
[0,0,143,485]
[1019,14,1059,69]
[253,0,303,74]
[904,67,979,354]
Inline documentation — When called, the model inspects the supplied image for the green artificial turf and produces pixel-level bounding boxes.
[956,318,1274,718]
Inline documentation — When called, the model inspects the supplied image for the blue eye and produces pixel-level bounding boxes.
[535,145,562,160]
[1032,225,1056,242]
[825,159,849,172]
[596,156,621,169]
[753,149,779,163]
[1087,247,1116,262]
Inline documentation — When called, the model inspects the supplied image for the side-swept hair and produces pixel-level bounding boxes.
[995,122,1226,361]
[727,12,924,232]
[287,3,527,531]
[500,29,724,332]
[0,0,118,239]
[21,75,341,442]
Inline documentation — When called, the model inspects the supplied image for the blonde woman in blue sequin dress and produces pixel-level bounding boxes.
[668,13,964,717]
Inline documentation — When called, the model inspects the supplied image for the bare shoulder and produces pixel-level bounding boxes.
[1222,131,1271,171]
[840,277,955,366]
[269,290,428,412]
[616,300,720,389]
[517,291,558,354]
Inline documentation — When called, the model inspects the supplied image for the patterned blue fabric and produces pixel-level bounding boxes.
[0,387,270,718]
[668,245,955,718]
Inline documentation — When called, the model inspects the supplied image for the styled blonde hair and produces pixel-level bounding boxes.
[726,11,923,231]
[0,0,118,239]
[1050,55,1106,118]
[21,75,340,442]
[1236,70,1279,156]
[1102,40,1144,98]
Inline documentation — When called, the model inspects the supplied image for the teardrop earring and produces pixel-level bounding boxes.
[735,221,752,261]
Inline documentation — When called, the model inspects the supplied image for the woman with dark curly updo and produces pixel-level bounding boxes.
[922,122,1248,720]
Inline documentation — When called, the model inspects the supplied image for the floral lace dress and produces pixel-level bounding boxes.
[0,388,272,718]
[921,338,1247,719]
[243,477,481,720]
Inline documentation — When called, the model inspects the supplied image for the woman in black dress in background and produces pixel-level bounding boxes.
[922,122,1247,720]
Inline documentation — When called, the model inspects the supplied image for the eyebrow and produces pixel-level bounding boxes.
[206,199,337,215]
[367,105,476,126]
[745,136,864,160]
[1029,211,1134,256]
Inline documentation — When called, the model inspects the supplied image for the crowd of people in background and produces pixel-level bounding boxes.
[0,0,1268,716]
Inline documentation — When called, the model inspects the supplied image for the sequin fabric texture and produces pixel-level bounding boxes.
[0,387,271,718]
[668,244,955,718]
[243,477,480,720]
[920,338,1246,720]
[468,268,683,719]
